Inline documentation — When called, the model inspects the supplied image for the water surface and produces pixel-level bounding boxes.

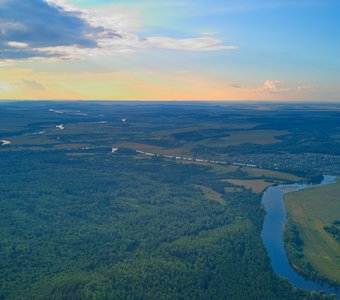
[261,175,339,298]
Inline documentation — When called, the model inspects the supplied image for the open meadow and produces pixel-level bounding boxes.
[285,179,340,284]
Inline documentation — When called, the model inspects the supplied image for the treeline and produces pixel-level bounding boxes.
[324,221,340,241]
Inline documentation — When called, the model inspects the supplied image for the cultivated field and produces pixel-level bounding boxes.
[223,179,276,193]
[242,167,302,182]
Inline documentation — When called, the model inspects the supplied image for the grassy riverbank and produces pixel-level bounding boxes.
[284,179,340,285]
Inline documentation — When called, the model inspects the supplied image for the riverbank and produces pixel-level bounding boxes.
[261,176,340,298]
[284,177,340,286]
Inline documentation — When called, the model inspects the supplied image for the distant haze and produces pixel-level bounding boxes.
[0,0,339,101]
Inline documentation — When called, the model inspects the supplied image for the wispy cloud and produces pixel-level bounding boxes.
[252,80,291,94]
[144,37,238,52]
[0,81,13,92]
[263,80,286,93]
[7,41,29,48]
[297,85,313,91]
[201,31,219,36]
[21,79,45,91]
[250,80,314,95]
[0,0,238,61]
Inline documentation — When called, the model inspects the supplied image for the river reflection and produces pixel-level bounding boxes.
[261,175,339,298]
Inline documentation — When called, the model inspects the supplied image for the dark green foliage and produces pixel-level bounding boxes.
[324,221,340,241]
[0,151,333,299]
[285,222,306,264]
[0,102,338,299]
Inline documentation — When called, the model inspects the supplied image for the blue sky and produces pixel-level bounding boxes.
[0,0,339,100]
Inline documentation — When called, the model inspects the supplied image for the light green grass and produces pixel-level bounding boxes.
[152,123,261,137]
[285,179,340,284]
[217,130,289,146]
[194,185,226,205]
[223,179,276,193]
[242,167,302,182]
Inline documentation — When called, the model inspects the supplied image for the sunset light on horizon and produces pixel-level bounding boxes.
[0,0,339,101]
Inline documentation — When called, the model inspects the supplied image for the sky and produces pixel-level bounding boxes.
[0,0,339,101]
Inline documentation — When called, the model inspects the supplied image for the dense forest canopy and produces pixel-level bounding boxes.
[0,102,339,299]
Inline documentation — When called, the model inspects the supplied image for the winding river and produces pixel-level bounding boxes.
[261,175,340,298]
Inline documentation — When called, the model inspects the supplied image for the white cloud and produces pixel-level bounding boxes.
[263,80,281,92]
[248,80,314,96]
[297,85,313,91]
[201,31,219,36]
[0,0,239,61]
[7,41,29,48]
[87,5,144,33]
[144,37,238,52]
[261,80,290,94]
[71,5,238,54]
[46,0,78,11]
[0,82,13,92]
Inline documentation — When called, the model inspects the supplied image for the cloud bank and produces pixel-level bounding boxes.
[0,0,237,61]
[0,0,119,59]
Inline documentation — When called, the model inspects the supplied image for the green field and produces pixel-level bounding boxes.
[223,179,277,193]
[194,185,226,205]
[217,130,289,145]
[285,179,340,284]
[242,167,303,182]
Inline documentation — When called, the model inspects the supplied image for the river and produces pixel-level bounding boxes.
[261,175,339,298]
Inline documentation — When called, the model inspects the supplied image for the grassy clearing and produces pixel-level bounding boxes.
[174,159,238,174]
[208,164,239,174]
[9,135,59,146]
[209,130,289,146]
[223,179,276,193]
[177,129,290,150]
[153,128,289,151]
[194,185,226,205]
[241,167,302,182]
[152,123,261,137]
[285,179,340,284]
[224,187,242,193]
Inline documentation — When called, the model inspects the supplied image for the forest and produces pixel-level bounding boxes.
[0,102,339,299]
